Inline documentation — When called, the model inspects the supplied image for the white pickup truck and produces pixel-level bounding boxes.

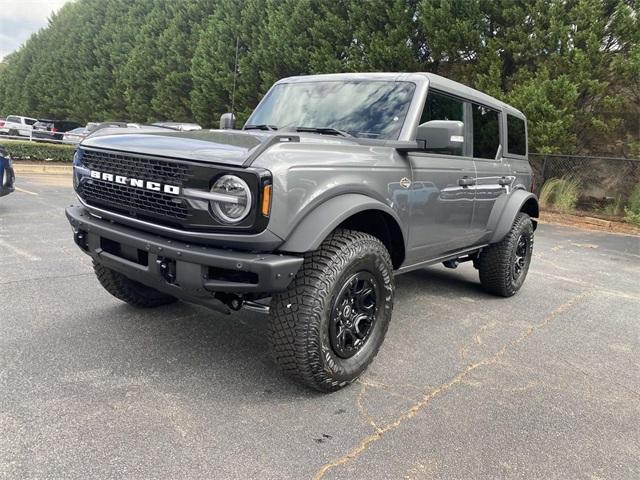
[0,115,38,137]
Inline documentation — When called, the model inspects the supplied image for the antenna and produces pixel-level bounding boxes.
[230,36,239,124]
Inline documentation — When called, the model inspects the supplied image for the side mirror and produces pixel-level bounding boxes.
[219,113,236,130]
[416,120,464,152]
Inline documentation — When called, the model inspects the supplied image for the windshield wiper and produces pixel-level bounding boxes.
[293,126,354,138]
[244,124,278,131]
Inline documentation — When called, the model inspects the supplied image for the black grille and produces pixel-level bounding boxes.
[78,148,192,222]
[81,179,189,220]
[75,147,268,234]
[81,149,191,185]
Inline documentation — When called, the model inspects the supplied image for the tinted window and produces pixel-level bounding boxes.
[420,91,465,156]
[473,104,500,159]
[25,118,37,126]
[56,121,81,131]
[420,91,464,124]
[507,114,526,155]
[247,80,415,140]
[6,116,19,123]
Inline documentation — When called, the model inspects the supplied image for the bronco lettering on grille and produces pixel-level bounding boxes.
[90,170,181,195]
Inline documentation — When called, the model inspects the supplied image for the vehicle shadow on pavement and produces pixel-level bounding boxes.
[88,300,320,399]
[397,266,487,298]
[75,267,489,401]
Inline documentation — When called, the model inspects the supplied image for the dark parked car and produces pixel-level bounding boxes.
[0,146,15,198]
[32,119,83,141]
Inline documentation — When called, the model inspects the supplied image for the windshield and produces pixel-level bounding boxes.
[247,80,416,140]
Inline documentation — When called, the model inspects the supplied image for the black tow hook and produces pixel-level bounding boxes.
[73,229,88,251]
[157,257,177,284]
[215,293,244,311]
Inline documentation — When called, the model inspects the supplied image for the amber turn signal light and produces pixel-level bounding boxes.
[261,184,272,216]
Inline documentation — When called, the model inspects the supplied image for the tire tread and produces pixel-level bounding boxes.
[478,212,533,297]
[267,229,394,392]
[93,262,177,308]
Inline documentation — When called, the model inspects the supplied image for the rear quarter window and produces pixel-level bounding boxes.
[6,116,19,123]
[507,114,526,156]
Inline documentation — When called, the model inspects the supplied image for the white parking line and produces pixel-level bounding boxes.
[15,187,39,196]
[0,239,41,261]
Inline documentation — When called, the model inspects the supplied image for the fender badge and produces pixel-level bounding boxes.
[399,177,411,189]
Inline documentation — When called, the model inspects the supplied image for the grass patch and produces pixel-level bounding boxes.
[539,176,580,213]
[600,194,625,217]
[624,184,640,226]
[0,138,75,162]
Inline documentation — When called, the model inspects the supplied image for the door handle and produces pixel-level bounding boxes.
[458,176,476,187]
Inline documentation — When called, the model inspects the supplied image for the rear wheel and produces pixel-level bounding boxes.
[93,262,177,308]
[477,212,534,297]
[268,229,395,392]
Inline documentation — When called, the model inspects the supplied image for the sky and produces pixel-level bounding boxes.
[0,0,72,61]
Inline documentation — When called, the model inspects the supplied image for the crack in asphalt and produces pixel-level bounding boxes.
[314,290,591,480]
[459,319,498,359]
[356,382,382,433]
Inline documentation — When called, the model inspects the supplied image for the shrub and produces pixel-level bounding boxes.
[624,184,640,226]
[0,139,75,162]
[602,194,624,217]
[539,176,579,213]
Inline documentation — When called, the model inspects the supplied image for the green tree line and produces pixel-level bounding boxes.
[0,0,638,155]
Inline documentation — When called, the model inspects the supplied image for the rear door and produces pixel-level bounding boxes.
[470,104,511,242]
[405,89,476,264]
[20,117,37,137]
[5,116,20,130]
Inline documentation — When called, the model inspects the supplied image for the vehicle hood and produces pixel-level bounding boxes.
[80,129,267,167]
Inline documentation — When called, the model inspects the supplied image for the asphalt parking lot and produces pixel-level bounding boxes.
[1,173,639,479]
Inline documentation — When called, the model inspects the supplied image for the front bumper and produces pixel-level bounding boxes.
[0,163,15,197]
[65,205,303,309]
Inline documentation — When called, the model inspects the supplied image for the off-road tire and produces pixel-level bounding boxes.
[93,262,177,308]
[477,212,534,297]
[268,229,395,392]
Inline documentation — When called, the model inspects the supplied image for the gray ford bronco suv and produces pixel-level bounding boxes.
[66,73,538,392]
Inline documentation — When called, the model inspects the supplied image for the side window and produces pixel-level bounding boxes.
[6,116,19,123]
[25,118,37,126]
[507,114,526,156]
[420,91,465,156]
[472,104,500,159]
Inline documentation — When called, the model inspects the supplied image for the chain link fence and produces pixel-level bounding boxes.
[529,153,640,213]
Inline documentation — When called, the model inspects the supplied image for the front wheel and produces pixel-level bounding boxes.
[93,262,178,308]
[477,212,534,297]
[268,229,395,392]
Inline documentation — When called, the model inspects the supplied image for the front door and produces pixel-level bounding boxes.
[404,90,476,264]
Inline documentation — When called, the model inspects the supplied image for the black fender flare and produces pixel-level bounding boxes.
[488,189,539,244]
[278,193,405,253]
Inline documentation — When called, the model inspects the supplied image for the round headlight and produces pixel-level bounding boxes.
[210,175,252,224]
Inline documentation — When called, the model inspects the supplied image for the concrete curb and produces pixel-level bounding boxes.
[13,163,72,175]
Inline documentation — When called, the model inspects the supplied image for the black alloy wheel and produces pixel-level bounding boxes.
[330,271,379,358]
[512,233,529,281]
